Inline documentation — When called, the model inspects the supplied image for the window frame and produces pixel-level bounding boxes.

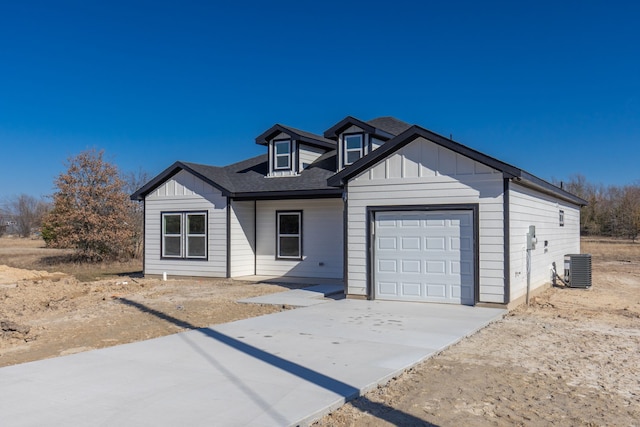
[161,213,183,258]
[559,210,565,227]
[343,133,365,166]
[276,210,303,260]
[161,211,208,260]
[273,138,292,171]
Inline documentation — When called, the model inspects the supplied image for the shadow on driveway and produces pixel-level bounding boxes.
[117,297,437,426]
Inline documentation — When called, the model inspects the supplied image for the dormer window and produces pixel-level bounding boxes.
[344,133,364,165]
[274,139,292,170]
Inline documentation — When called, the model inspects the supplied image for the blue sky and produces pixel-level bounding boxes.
[1,0,638,198]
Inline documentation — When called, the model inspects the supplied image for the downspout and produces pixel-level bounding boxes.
[342,185,348,296]
[226,198,231,278]
[142,199,146,277]
[503,177,511,304]
[526,247,531,305]
[254,200,257,276]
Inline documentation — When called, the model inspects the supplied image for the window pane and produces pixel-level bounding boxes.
[279,237,300,257]
[164,215,181,234]
[188,214,205,234]
[275,141,290,154]
[279,214,299,234]
[164,236,181,256]
[276,155,290,169]
[187,236,206,257]
[345,135,362,149]
[346,150,361,164]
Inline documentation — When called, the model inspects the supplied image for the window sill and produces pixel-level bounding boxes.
[266,171,300,178]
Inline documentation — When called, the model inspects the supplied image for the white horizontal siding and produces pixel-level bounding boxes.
[230,200,255,277]
[509,183,581,301]
[145,170,227,278]
[347,136,505,303]
[255,199,343,279]
[299,144,325,171]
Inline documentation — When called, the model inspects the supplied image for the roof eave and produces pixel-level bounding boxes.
[256,124,335,150]
[230,188,343,201]
[130,161,232,200]
[514,172,588,206]
[323,116,376,139]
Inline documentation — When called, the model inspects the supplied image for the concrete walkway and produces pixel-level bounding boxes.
[0,300,505,426]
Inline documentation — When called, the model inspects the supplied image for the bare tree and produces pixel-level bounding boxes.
[42,149,136,261]
[562,175,640,239]
[122,168,150,259]
[6,194,50,237]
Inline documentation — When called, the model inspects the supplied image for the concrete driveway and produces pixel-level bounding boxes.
[0,299,505,426]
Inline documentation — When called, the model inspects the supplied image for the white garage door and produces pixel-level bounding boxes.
[374,210,474,305]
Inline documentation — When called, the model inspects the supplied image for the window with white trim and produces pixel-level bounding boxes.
[276,211,302,259]
[344,133,364,166]
[274,139,292,170]
[162,212,207,259]
[559,210,565,227]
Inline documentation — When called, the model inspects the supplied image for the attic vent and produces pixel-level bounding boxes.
[563,254,592,288]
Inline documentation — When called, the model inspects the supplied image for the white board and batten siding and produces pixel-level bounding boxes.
[229,200,255,277]
[255,199,343,279]
[509,183,581,301]
[347,136,506,303]
[144,170,227,277]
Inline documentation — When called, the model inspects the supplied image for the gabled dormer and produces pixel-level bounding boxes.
[324,116,411,170]
[256,124,336,177]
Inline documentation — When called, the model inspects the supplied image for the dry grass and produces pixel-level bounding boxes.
[0,237,142,282]
[581,237,640,262]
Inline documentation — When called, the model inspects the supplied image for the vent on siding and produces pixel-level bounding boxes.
[564,254,592,288]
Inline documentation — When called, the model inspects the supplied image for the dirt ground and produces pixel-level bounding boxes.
[315,239,640,427]
[1,238,639,426]
[0,238,292,367]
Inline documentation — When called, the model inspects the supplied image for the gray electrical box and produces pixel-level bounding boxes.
[564,254,592,288]
[526,225,537,250]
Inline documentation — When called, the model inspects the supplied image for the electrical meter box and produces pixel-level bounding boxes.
[526,225,537,250]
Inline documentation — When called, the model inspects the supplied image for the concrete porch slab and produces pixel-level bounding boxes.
[239,284,344,307]
[234,275,344,287]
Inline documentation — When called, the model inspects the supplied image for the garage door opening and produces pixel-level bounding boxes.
[372,209,476,305]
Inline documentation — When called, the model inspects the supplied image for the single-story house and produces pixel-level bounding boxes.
[131,116,587,307]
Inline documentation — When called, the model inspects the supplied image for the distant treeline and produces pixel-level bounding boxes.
[560,175,640,241]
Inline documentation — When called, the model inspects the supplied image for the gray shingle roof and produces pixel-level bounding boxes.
[183,150,340,196]
[366,117,412,136]
[131,115,585,206]
[131,151,341,200]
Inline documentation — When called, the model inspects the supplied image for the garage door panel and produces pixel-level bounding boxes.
[401,260,422,273]
[426,283,447,298]
[426,237,445,250]
[377,237,397,250]
[426,218,445,227]
[400,282,421,296]
[375,210,475,305]
[400,218,421,227]
[378,282,398,296]
[426,260,446,274]
[401,237,421,250]
[378,259,397,272]
[451,285,461,298]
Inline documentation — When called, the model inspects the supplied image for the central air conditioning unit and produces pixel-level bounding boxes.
[564,254,592,288]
